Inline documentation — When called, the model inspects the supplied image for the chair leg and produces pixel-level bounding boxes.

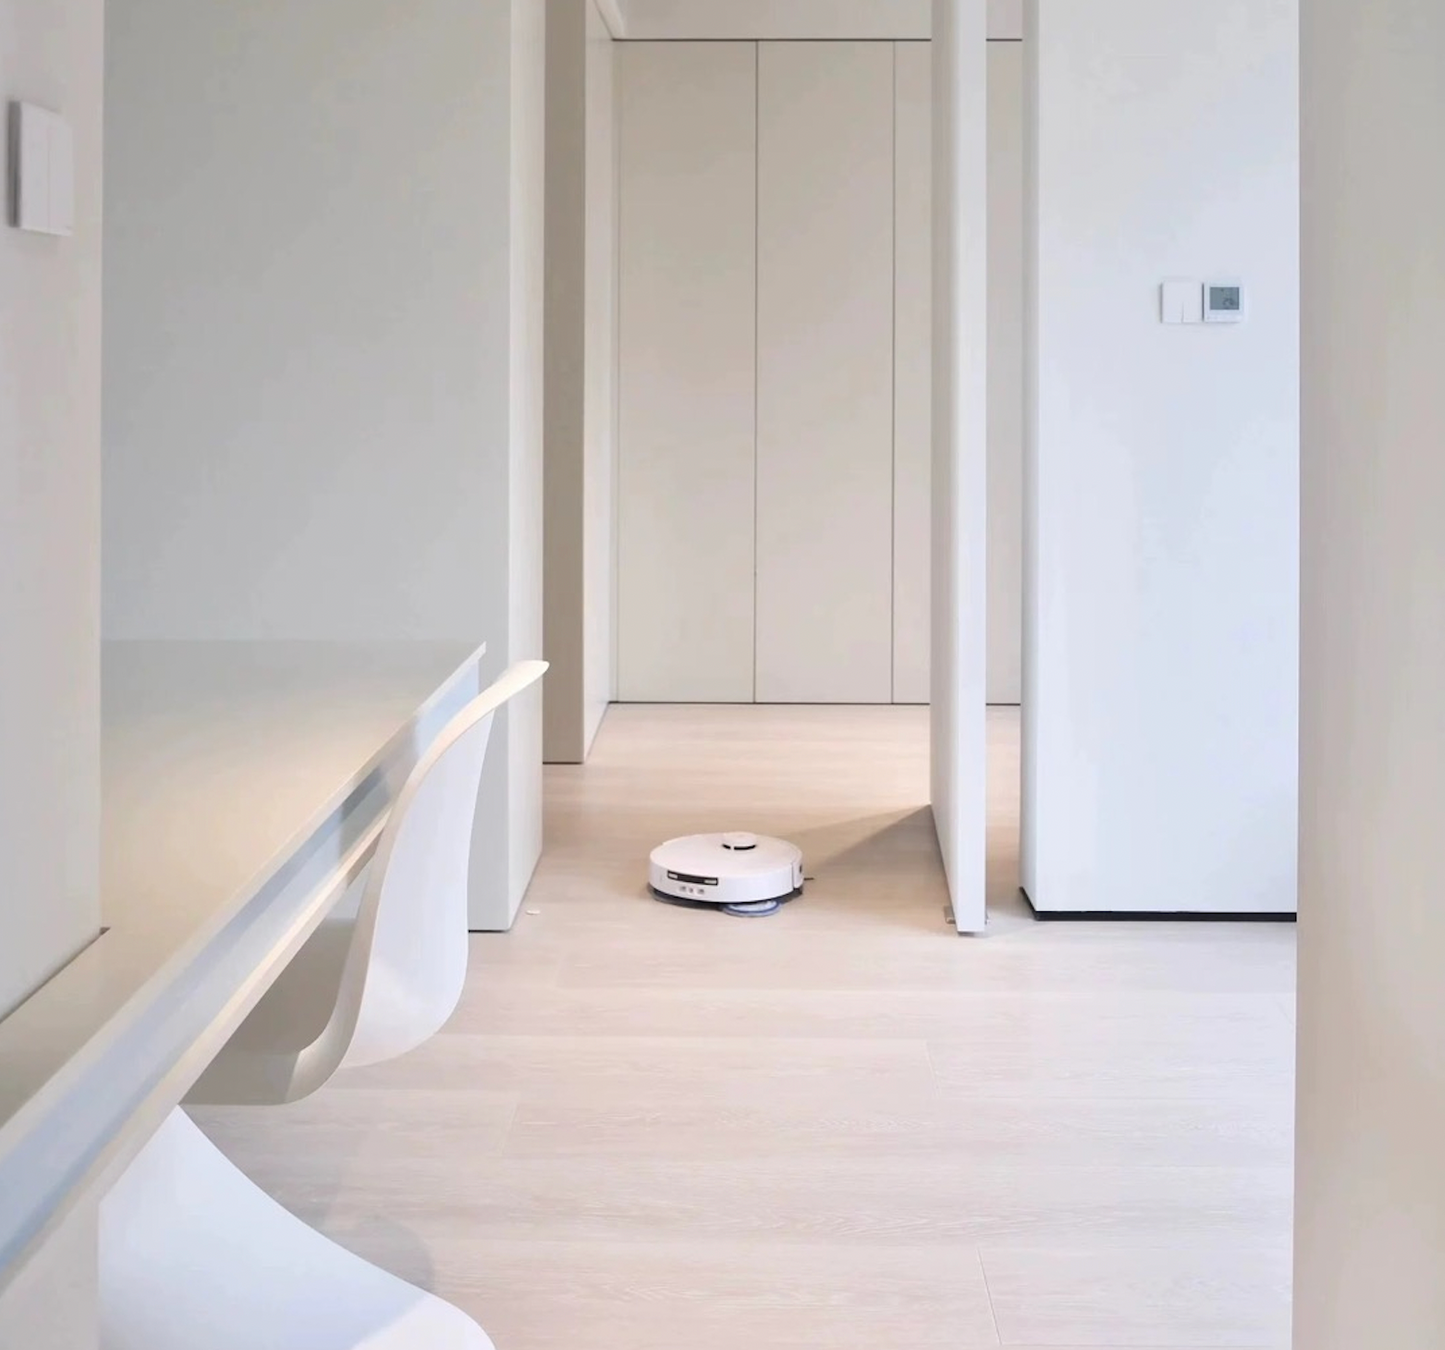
[100,1109,492,1350]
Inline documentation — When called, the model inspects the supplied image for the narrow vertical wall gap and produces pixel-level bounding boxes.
[611,43,624,705]
[890,41,900,706]
[613,43,627,703]
[752,40,762,704]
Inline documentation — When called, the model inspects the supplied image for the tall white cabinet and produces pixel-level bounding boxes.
[617,39,1024,706]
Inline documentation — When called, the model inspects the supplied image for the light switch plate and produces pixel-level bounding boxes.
[1160,279,1203,325]
[10,102,73,237]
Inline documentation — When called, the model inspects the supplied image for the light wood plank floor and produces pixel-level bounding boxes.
[195,705,1296,1349]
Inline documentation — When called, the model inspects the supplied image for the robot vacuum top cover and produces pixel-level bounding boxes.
[649,832,804,917]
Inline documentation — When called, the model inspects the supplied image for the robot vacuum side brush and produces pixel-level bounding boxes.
[649,832,804,918]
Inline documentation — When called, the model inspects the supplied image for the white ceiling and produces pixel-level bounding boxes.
[608,0,1025,42]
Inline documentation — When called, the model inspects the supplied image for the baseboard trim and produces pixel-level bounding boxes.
[1019,888,1297,924]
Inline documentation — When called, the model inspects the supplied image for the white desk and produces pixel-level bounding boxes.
[0,640,486,1287]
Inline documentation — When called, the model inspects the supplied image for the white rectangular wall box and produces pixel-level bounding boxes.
[11,102,75,236]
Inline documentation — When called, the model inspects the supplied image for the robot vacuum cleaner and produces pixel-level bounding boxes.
[650,832,804,917]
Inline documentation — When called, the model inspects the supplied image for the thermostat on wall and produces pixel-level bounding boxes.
[1204,281,1246,324]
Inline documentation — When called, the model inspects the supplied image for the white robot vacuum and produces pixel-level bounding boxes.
[649,832,804,917]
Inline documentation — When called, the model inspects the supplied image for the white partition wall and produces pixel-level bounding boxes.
[104,0,545,929]
[0,0,104,1335]
[1296,2,1445,1343]
[1020,0,1299,917]
[0,0,103,1024]
[755,42,897,704]
[892,43,934,707]
[616,41,758,702]
[931,0,990,932]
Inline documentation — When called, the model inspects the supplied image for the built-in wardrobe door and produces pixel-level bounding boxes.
[893,42,933,705]
[616,42,757,702]
[755,42,897,704]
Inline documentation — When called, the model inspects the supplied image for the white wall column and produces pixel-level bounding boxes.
[1296,2,1445,1343]
[103,0,546,928]
[0,0,104,1023]
[1021,0,1299,917]
[930,0,988,932]
[0,0,104,1335]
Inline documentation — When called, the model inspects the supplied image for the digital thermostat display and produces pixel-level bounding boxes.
[1204,281,1246,323]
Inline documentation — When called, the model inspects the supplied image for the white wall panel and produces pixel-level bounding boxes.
[582,0,619,745]
[1021,0,1299,914]
[931,0,990,933]
[0,0,103,1039]
[616,42,757,701]
[756,41,896,704]
[505,0,548,922]
[105,0,540,928]
[1297,1,1445,1340]
[893,42,933,705]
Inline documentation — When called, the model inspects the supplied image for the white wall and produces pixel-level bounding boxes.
[1296,2,1445,1343]
[0,0,103,1337]
[583,0,619,749]
[931,0,989,933]
[0,0,103,1024]
[617,0,1024,40]
[544,0,616,764]
[103,0,544,928]
[507,0,547,913]
[1021,0,1299,915]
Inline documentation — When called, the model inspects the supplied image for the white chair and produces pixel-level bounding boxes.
[99,660,547,1350]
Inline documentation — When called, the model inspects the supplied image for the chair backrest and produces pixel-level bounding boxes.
[304,660,547,1079]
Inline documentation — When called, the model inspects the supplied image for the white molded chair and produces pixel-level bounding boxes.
[100,660,547,1350]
